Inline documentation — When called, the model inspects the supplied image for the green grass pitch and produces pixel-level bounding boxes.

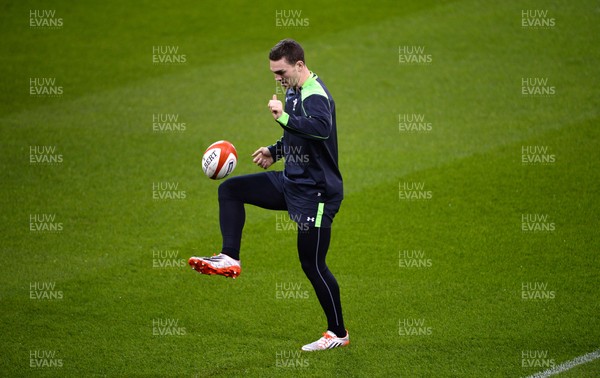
[1,0,599,376]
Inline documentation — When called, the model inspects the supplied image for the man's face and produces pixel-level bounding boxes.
[270,58,303,90]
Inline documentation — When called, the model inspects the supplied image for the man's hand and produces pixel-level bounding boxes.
[267,94,283,119]
[252,147,275,169]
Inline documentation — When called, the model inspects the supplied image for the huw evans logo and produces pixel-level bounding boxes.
[275,81,286,96]
[29,10,63,29]
[30,282,63,300]
[152,113,186,133]
[398,318,432,336]
[521,214,555,232]
[277,145,310,167]
[152,249,186,268]
[521,145,555,165]
[152,318,187,336]
[152,182,187,200]
[521,282,555,300]
[521,350,556,368]
[152,46,187,65]
[399,182,432,201]
[29,213,63,233]
[275,213,310,232]
[29,146,63,165]
[275,282,309,299]
[521,77,555,96]
[399,250,432,268]
[399,113,432,133]
[29,350,63,368]
[275,10,309,28]
[29,77,63,97]
[275,350,309,368]
[398,46,432,65]
[521,10,555,29]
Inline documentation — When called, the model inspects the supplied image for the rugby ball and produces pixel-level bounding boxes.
[202,140,237,180]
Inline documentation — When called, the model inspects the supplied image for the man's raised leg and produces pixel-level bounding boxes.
[189,172,286,278]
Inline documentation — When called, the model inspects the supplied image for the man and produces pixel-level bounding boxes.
[188,39,348,351]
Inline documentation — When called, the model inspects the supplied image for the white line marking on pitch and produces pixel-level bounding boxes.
[524,349,600,378]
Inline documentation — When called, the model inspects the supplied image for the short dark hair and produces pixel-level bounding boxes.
[269,38,305,65]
